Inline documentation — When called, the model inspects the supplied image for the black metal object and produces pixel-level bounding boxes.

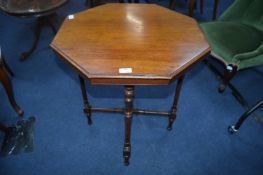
[203,58,263,127]
[0,117,35,157]
[228,100,263,134]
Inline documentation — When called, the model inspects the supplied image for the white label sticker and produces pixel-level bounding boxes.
[68,15,75,20]
[119,68,132,74]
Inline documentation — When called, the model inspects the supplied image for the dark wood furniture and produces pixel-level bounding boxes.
[0,0,69,61]
[170,0,219,20]
[51,4,210,165]
[0,52,23,116]
[0,50,23,134]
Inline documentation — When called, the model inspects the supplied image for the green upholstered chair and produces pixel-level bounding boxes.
[200,0,263,92]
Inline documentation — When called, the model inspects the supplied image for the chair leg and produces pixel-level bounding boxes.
[212,0,219,20]
[228,100,263,134]
[188,0,196,17]
[218,64,237,93]
[200,0,204,15]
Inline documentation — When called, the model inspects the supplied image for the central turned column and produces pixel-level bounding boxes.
[123,86,134,166]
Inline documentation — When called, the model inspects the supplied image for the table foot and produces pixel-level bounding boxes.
[83,104,93,125]
[167,75,184,130]
[123,143,131,166]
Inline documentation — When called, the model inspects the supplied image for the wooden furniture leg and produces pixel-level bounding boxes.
[20,13,58,61]
[0,60,23,116]
[123,86,134,166]
[167,75,185,130]
[218,65,237,93]
[79,75,93,125]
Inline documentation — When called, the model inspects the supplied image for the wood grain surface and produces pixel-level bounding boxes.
[51,4,210,85]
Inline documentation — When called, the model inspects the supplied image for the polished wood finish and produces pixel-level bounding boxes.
[51,4,210,85]
[0,56,23,116]
[51,4,210,165]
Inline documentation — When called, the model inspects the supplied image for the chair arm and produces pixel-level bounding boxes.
[234,43,263,69]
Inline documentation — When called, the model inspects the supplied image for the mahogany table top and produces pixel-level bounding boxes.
[51,4,210,85]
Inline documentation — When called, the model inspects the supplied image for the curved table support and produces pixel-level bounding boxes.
[0,59,23,116]
[20,13,58,61]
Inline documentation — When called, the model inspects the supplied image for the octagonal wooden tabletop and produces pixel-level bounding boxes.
[51,3,210,85]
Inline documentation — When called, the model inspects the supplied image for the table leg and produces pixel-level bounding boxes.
[167,75,185,131]
[79,75,93,125]
[123,86,134,166]
[20,13,58,61]
[1,56,14,77]
[0,63,24,116]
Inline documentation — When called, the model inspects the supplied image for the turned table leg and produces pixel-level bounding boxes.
[79,75,93,125]
[123,86,134,166]
[167,75,185,130]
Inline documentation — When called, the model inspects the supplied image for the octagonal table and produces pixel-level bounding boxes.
[51,4,210,165]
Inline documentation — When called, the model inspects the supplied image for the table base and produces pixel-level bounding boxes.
[79,75,185,165]
[20,13,58,61]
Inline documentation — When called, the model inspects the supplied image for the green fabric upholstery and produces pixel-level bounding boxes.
[200,0,263,70]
